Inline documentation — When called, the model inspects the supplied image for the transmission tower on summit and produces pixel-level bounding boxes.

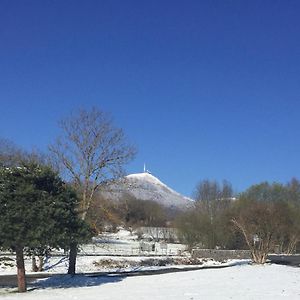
[143,163,151,174]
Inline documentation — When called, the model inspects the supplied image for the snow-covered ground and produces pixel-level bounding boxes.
[1,264,300,299]
[0,253,226,275]
[86,230,186,256]
[1,229,300,299]
[0,229,189,275]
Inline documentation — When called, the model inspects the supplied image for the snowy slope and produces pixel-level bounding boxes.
[102,172,193,210]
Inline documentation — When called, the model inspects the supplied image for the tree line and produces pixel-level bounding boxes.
[176,178,300,264]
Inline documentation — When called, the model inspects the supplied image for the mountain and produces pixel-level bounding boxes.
[101,172,193,210]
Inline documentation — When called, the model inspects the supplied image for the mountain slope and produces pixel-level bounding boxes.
[101,172,193,210]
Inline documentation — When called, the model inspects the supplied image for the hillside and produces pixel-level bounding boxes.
[101,172,193,210]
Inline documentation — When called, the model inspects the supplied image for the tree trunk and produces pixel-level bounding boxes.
[286,238,297,255]
[67,242,77,275]
[31,256,38,272]
[16,246,27,292]
[38,256,44,272]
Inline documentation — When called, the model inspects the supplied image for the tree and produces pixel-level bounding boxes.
[274,201,300,254]
[175,210,211,252]
[287,178,300,203]
[0,163,90,292]
[232,200,284,263]
[193,179,233,248]
[121,195,167,227]
[278,178,300,253]
[0,138,26,167]
[49,107,136,274]
[86,192,124,233]
[231,182,289,263]
[175,179,238,251]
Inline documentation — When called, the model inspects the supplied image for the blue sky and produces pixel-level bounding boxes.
[1,0,300,197]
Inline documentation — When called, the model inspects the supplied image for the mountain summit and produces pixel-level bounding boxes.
[126,172,170,188]
[127,172,193,209]
[102,172,193,210]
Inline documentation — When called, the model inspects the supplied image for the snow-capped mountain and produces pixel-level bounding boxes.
[101,172,193,210]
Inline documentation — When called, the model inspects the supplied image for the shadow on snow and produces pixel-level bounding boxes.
[33,274,124,289]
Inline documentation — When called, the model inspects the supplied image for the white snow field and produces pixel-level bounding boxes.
[1,264,300,299]
[1,230,300,299]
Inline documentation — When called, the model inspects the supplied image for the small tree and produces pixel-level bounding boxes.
[231,183,288,264]
[232,201,282,263]
[49,107,136,274]
[0,163,90,292]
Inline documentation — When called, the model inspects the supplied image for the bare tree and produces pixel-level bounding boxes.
[284,179,300,253]
[193,179,233,248]
[49,107,136,274]
[0,138,52,169]
[175,209,211,251]
[0,138,25,167]
[232,200,283,264]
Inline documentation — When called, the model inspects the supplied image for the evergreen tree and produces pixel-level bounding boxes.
[0,163,91,292]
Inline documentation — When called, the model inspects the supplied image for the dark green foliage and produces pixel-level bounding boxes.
[0,163,91,253]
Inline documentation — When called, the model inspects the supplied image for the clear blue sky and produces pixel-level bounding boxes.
[1,0,300,197]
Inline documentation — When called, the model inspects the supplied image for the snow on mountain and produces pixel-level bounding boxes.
[102,172,193,210]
